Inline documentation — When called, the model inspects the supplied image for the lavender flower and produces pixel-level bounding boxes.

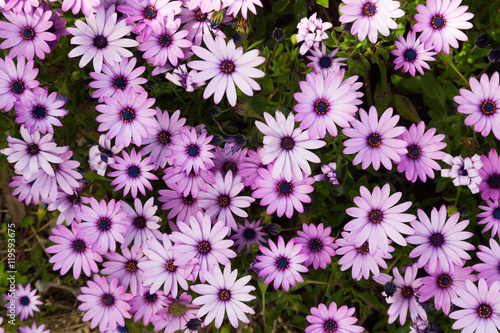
[391,30,437,77]
[295,223,338,270]
[4,283,43,320]
[305,302,364,333]
[120,198,162,251]
[441,154,483,193]
[230,219,267,254]
[295,13,332,55]
[478,199,500,238]
[102,247,146,296]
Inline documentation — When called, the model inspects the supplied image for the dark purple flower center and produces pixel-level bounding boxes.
[438,274,452,288]
[481,100,496,115]
[32,105,47,119]
[98,217,111,231]
[198,241,211,254]
[133,216,146,229]
[281,137,295,150]
[243,228,255,240]
[49,162,59,172]
[186,319,201,330]
[489,174,500,188]
[277,181,293,196]
[187,144,200,156]
[126,260,138,272]
[219,195,230,207]
[68,193,80,205]
[160,34,172,47]
[22,27,35,40]
[494,207,500,219]
[357,241,369,254]
[113,76,127,90]
[319,56,332,68]
[221,60,235,74]
[165,259,176,272]
[367,133,381,147]
[276,256,289,270]
[20,296,30,306]
[94,35,108,48]
[144,6,157,20]
[314,99,330,115]
[309,239,322,252]
[72,239,86,253]
[384,282,397,297]
[27,143,39,155]
[128,166,140,177]
[324,320,337,332]
[369,209,383,223]
[407,145,421,159]
[101,294,115,306]
[195,10,207,22]
[431,15,446,30]
[158,131,171,144]
[100,149,113,163]
[362,2,376,16]
[401,286,414,299]
[145,293,157,303]
[218,289,231,301]
[458,166,468,176]
[183,194,195,204]
[11,80,25,94]
[429,233,445,247]
[404,49,417,62]
[223,162,237,173]
[478,304,492,318]
[120,108,135,122]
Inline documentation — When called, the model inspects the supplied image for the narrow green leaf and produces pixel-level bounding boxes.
[294,0,307,19]
[316,0,329,8]
[272,0,290,13]
[421,72,446,108]
[392,95,421,123]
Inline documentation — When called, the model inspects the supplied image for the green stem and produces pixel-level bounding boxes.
[454,186,461,207]
[462,45,477,67]
[448,60,470,87]
[303,279,340,286]
[478,60,492,78]
[262,289,266,333]
[265,40,279,74]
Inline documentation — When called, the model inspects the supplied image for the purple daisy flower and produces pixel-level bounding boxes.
[179,7,227,46]
[472,238,500,288]
[295,13,333,55]
[188,0,221,13]
[75,198,129,254]
[254,236,308,291]
[42,1,69,50]
[120,198,162,251]
[224,0,262,19]
[413,0,474,54]
[67,5,139,73]
[1,125,66,180]
[339,0,404,44]
[396,121,447,183]
[391,30,437,77]
[336,231,393,281]
[4,283,43,321]
[344,183,415,255]
[454,72,500,141]
[255,110,326,181]
[139,234,193,297]
[89,57,147,103]
[188,33,265,106]
[8,175,40,205]
[151,292,198,333]
[96,88,158,147]
[102,247,145,296]
[29,149,82,203]
[88,134,124,177]
[46,182,90,225]
[198,170,255,230]
[419,263,477,315]
[138,17,192,67]
[165,63,205,91]
[0,7,56,60]
[45,225,102,279]
[305,302,365,333]
[450,278,500,332]
[108,148,158,198]
[306,44,346,78]
[191,265,256,328]
[169,212,237,283]
[441,153,483,194]
[169,127,215,176]
[14,87,68,135]
[77,275,133,333]
[478,199,500,238]
[294,70,363,139]
[406,205,474,274]
[141,109,186,170]
[252,164,315,218]
[211,144,247,177]
[295,223,338,270]
[387,263,427,325]
[238,147,265,190]
[230,219,267,254]
[62,0,100,17]
[129,288,167,326]
[3,0,39,14]
[315,162,340,184]
[479,148,500,201]
[343,106,407,170]
[163,165,215,199]
[0,56,42,112]
[158,184,203,222]
[18,322,50,333]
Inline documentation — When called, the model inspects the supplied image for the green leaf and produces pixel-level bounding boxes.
[272,0,290,13]
[374,81,392,111]
[246,40,263,50]
[316,0,329,8]
[421,72,446,109]
[443,80,459,101]
[20,216,33,228]
[392,95,421,123]
[294,0,307,19]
